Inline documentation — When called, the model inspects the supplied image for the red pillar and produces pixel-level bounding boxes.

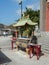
[46,2,49,31]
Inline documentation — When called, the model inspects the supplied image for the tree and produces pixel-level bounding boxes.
[24,8,40,27]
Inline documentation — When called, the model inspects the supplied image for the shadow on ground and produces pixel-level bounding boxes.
[0,51,11,64]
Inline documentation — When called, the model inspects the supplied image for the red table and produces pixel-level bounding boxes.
[28,44,41,60]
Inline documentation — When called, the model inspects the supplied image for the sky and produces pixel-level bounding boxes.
[0,0,40,25]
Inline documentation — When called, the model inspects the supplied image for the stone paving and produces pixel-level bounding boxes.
[1,49,49,65]
[0,35,49,65]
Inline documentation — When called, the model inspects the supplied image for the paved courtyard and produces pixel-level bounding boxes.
[0,35,49,65]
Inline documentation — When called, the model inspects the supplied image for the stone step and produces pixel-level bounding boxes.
[42,45,49,47]
[41,43,49,54]
[42,43,49,45]
[42,48,49,51]
[42,49,49,54]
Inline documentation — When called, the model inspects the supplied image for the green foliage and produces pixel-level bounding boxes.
[24,8,40,27]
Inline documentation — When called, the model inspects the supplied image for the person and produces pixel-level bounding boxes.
[28,31,38,58]
[11,31,16,50]
[3,31,6,37]
[15,30,18,38]
[12,31,16,37]
[12,31,16,41]
[5,31,8,36]
[30,31,37,44]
